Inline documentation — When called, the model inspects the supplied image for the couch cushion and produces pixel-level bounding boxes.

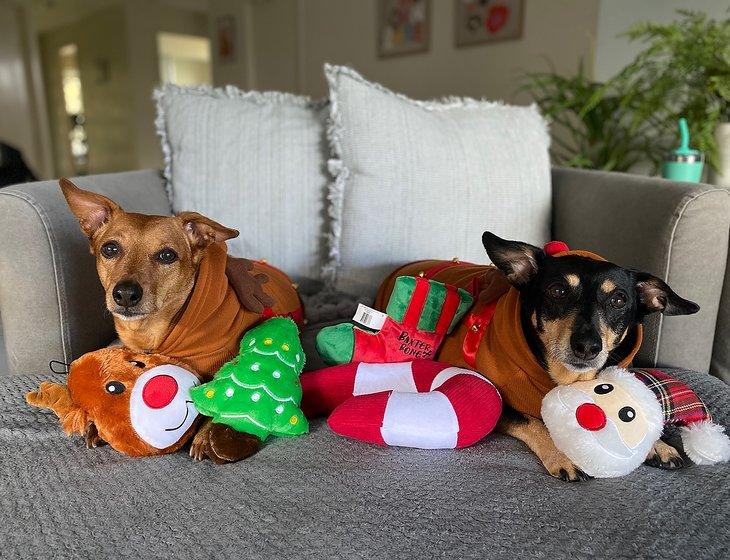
[4,368,729,558]
[155,84,329,280]
[323,65,552,297]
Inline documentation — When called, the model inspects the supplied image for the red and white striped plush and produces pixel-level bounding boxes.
[301,360,502,449]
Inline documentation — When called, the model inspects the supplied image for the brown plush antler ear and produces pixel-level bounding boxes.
[59,178,122,239]
[26,382,88,436]
[225,256,274,313]
[177,211,239,252]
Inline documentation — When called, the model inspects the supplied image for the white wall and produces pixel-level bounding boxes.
[251,0,299,93]
[124,0,209,170]
[296,0,601,102]
[595,0,730,81]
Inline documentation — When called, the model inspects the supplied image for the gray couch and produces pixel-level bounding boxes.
[1,168,729,559]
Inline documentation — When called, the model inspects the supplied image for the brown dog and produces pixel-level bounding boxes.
[60,179,302,462]
[375,232,699,481]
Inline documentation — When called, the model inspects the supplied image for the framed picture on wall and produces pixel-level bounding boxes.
[378,0,431,58]
[454,0,524,47]
[216,16,236,64]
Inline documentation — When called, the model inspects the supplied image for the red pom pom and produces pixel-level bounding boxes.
[544,241,570,256]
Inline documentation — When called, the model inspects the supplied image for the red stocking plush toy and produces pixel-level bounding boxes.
[315,276,473,365]
[302,360,502,449]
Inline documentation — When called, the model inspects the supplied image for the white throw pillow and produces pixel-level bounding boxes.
[155,84,328,280]
[323,65,552,297]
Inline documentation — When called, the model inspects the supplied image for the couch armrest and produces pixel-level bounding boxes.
[0,170,171,375]
[711,250,730,383]
[552,167,730,374]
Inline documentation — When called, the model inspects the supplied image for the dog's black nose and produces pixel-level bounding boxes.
[570,331,602,361]
[112,281,143,308]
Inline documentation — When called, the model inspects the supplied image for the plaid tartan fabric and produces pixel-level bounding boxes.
[632,368,711,426]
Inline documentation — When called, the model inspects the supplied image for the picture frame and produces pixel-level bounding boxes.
[454,0,524,48]
[216,16,236,64]
[377,0,431,58]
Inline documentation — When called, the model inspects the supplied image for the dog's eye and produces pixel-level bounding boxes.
[609,292,627,309]
[105,381,125,394]
[546,282,568,300]
[594,383,613,394]
[156,248,178,264]
[618,406,636,422]
[129,360,145,368]
[101,241,121,259]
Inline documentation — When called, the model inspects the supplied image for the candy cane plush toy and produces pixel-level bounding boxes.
[301,360,502,449]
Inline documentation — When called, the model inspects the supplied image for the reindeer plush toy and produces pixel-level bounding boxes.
[27,348,201,456]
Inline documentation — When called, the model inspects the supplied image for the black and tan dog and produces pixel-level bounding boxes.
[375,232,699,481]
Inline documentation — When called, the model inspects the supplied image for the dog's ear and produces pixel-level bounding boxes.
[635,272,700,316]
[59,178,121,239]
[177,211,239,252]
[482,231,543,287]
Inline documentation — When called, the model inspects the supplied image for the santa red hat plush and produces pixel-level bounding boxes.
[632,368,730,466]
[301,360,502,449]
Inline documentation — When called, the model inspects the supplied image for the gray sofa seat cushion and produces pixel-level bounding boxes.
[4,368,728,559]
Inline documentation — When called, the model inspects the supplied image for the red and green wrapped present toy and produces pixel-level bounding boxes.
[316,276,473,365]
[190,317,308,441]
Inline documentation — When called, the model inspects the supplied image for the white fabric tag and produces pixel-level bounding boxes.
[352,303,387,330]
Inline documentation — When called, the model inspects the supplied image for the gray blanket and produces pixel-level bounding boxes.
[2,369,729,559]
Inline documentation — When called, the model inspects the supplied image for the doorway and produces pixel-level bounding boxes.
[157,33,212,87]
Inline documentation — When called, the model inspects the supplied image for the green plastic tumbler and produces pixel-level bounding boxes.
[661,118,704,183]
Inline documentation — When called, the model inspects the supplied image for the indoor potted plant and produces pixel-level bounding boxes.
[523,10,730,182]
[520,61,663,172]
[615,10,730,184]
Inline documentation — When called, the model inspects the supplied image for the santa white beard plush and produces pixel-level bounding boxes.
[542,367,730,478]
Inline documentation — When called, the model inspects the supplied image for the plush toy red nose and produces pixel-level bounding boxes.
[142,374,178,409]
[575,402,607,431]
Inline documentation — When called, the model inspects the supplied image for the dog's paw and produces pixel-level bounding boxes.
[189,424,212,461]
[645,440,685,470]
[84,421,105,449]
[544,452,592,482]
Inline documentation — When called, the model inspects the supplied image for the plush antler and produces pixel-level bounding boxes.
[225,256,275,313]
[26,382,88,436]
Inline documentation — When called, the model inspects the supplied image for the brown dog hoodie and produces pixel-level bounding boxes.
[374,249,643,419]
[155,242,302,378]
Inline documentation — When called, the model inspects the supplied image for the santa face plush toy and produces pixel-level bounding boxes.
[542,367,730,478]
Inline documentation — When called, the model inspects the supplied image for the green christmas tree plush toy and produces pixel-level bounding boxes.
[316,276,473,365]
[190,317,308,441]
